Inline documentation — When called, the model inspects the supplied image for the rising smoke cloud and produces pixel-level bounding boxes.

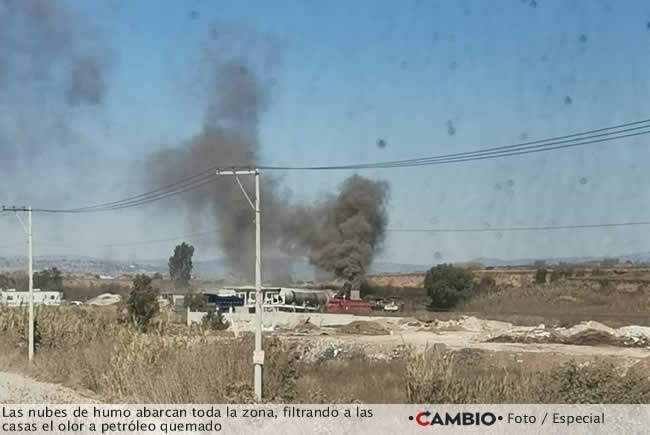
[287,176,389,287]
[0,0,113,195]
[147,22,390,283]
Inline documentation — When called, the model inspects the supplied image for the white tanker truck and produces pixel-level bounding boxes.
[277,288,331,312]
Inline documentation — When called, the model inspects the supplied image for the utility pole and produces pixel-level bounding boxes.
[2,206,34,362]
[215,168,263,400]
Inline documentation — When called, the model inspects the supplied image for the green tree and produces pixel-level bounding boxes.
[126,274,159,329]
[168,242,194,289]
[184,293,208,311]
[33,267,63,291]
[202,309,230,331]
[424,264,474,309]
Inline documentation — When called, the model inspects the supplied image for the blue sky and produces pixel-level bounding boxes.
[2,0,650,266]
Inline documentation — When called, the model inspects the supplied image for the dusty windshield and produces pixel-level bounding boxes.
[0,0,649,408]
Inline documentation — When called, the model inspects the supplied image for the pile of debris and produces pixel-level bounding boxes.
[295,339,367,363]
[486,321,650,348]
[291,318,321,334]
[338,320,390,336]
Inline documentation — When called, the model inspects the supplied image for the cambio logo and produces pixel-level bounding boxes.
[409,411,502,426]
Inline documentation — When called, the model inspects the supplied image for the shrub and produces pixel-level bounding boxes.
[125,274,159,330]
[539,361,650,403]
[201,309,229,331]
[405,347,650,403]
[0,271,28,291]
[424,264,474,309]
[473,276,496,294]
[263,337,300,402]
[535,268,547,284]
[550,263,574,282]
[184,293,208,312]
[33,267,63,291]
[405,345,537,403]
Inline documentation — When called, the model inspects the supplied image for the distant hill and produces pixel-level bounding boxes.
[0,254,427,281]
[470,253,650,267]
[2,252,647,281]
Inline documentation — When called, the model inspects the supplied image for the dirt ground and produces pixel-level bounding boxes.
[0,371,98,403]
[272,315,650,373]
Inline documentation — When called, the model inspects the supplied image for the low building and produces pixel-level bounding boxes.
[0,289,63,307]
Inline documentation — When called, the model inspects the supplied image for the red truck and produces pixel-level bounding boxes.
[327,297,371,314]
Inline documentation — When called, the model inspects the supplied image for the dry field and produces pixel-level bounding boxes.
[0,300,648,404]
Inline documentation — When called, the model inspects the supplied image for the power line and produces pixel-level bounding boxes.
[3,220,647,251]
[260,121,650,170]
[24,118,650,214]
[0,230,221,250]
[386,220,650,233]
[34,173,217,213]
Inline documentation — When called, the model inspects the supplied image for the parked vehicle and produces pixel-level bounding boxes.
[383,301,400,312]
[327,297,371,314]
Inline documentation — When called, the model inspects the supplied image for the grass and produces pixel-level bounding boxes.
[0,305,648,404]
[456,281,650,327]
[405,345,650,403]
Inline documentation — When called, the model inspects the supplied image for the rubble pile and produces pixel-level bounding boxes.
[486,321,650,348]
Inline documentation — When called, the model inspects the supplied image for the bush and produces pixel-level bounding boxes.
[539,361,650,403]
[33,267,63,291]
[0,271,28,291]
[535,268,547,284]
[424,264,474,309]
[405,346,537,403]
[550,263,574,282]
[263,337,300,402]
[201,309,229,331]
[125,275,159,330]
[405,347,650,403]
[184,293,208,311]
[473,276,496,294]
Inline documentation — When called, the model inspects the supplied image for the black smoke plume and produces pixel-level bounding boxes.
[287,176,389,287]
[0,0,113,197]
[147,22,389,283]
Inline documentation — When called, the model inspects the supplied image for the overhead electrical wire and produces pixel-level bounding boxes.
[260,118,650,170]
[2,220,648,252]
[25,118,650,214]
[34,173,217,213]
[0,230,222,250]
[386,220,650,233]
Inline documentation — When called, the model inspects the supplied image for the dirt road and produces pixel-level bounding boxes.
[0,371,97,404]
